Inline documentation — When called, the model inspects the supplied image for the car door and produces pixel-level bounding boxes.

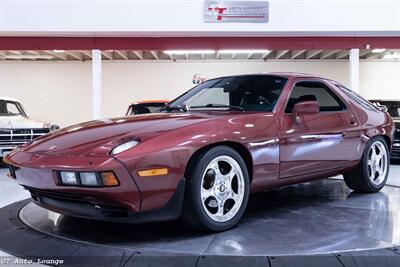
[277,79,361,179]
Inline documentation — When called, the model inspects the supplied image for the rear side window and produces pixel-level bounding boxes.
[335,84,377,111]
[285,81,346,113]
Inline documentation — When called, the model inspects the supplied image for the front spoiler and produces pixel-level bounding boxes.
[26,178,185,223]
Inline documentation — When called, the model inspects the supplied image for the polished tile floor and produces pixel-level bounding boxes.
[1,164,400,258]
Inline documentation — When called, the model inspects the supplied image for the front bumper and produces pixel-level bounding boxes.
[5,151,184,223]
[25,179,185,223]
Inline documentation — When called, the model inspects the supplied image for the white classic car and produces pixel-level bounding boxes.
[0,97,59,157]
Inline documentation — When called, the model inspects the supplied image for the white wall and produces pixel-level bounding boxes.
[0,0,399,36]
[0,60,399,127]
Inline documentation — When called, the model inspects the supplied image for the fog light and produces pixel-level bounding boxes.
[101,172,119,186]
[60,171,78,185]
[138,168,168,177]
[80,172,99,186]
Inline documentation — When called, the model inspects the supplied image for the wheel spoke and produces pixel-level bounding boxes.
[201,188,214,200]
[216,200,225,217]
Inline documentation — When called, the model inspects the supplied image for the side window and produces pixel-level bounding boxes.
[335,84,377,111]
[285,81,345,113]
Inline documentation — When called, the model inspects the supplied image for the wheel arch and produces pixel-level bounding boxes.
[185,141,254,183]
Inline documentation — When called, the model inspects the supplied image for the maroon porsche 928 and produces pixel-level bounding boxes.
[5,73,394,232]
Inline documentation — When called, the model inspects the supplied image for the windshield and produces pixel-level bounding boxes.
[0,100,26,117]
[167,75,287,112]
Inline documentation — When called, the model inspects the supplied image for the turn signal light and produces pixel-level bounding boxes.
[101,172,120,186]
[138,168,169,177]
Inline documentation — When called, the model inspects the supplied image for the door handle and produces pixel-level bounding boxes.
[349,115,357,125]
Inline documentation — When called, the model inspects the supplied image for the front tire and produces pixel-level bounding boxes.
[182,146,250,232]
[344,136,389,193]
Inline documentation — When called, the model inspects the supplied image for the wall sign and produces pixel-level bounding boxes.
[204,1,269,23]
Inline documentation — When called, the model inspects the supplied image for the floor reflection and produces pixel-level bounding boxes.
[19,179,400,256]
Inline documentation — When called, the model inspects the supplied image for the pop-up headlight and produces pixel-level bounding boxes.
[111,140,139,155]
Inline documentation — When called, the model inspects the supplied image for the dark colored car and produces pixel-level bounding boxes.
[126,100,169,116]
[369,100,400,159]
[5,73,394,232]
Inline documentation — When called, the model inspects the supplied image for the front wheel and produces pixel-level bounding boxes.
[182,146,250,232]
[344,136,389,193]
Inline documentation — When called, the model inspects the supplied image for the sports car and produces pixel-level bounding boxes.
[4,73,394,232]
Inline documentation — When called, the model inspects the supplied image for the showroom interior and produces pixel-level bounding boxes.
[1,0,400,266]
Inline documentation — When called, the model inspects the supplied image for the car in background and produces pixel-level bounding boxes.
[126,100,169,116]
[0,97,59,158]
[5,73,394,232]
[370,100,400,159]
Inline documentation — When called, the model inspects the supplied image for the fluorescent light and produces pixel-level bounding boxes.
[164,50,215,55]
[53,49,65,53]
[219,49,271,54]
[5,55,54,59]
[383,53,400,59]
[372,49,386,53]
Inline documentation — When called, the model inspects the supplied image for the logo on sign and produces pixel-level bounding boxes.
[204,1,269,23]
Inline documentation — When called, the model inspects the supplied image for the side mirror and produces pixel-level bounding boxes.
[293,100,319,123]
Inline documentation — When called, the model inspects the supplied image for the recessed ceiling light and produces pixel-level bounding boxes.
[383,53,400,59]
[372,49,386,53]
[219,49,271,54]
[163,50,215,55]
[5,55,54,59]
[53,50,65,53]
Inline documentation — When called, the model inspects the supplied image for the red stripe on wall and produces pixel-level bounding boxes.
[0,37,400,50]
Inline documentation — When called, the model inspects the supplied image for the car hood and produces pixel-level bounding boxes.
[0,115,49,129]
[21,112,231,157]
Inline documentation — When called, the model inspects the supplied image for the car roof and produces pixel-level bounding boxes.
[130,100,169,105]
[211,72,326,80]
[0,96,19,102]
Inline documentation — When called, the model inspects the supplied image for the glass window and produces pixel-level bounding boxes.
[0,100,26,116]
[285,81,345,113]
[335,84,377,111]
[128,103,166,115]
[167,75,287,112]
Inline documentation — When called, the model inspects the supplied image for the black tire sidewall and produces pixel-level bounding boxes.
[189,146,250,231]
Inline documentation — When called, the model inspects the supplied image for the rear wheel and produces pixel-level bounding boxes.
[182,146,249,232]
[344,136,389,193]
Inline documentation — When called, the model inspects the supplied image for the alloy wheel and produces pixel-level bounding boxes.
[367,140,388,186]
[200,155,245,223]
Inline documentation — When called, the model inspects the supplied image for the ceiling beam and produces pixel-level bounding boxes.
[291,50,305,59]
[132,51,143,60]
[275,50,289,59]
[115,50,128,60]
[306,50,322,59]
[336,50,348,59]
[261,51,272,60]
[44,50,67,60]
[320,50,339,59]
[65,51,83,60]
[79,50,92,59]
[101,51,113,60]
[150,51,159,60]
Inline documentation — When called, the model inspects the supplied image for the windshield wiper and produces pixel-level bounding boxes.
[160,105,188,112]
[190,104,244,111]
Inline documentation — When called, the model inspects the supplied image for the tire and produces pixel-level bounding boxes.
[344,136,390,193]
[182,146,250,232]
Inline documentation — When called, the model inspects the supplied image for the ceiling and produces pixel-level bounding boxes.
[0,49,398,61]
